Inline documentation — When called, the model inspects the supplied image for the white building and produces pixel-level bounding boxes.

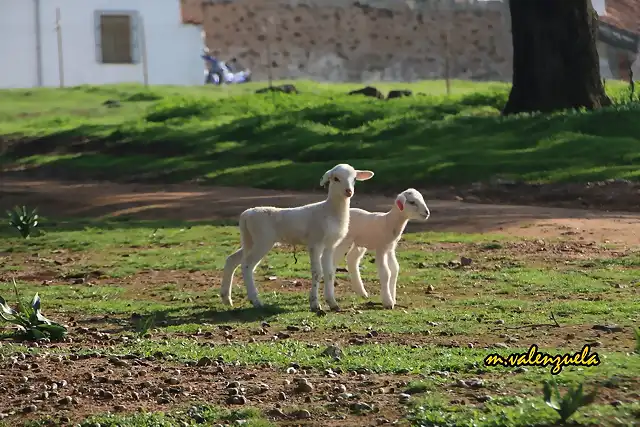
[0,0,204,88]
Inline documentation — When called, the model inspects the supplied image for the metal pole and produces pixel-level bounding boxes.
[55,8,64,88]
[444,7,451,96]
[266,39,272,88]
[140,15,149,86]
[266,18,274,89]
[34,0,43,86]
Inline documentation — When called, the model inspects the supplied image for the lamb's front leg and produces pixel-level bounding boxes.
[322,246,340,312]
[375,249,394,309]
[308,245,323,312]
[388,249,400,305]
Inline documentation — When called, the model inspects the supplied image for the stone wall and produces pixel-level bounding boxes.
[184,0,513,82]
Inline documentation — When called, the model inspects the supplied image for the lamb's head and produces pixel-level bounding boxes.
[320,163,374,199]
[395,188,430,221]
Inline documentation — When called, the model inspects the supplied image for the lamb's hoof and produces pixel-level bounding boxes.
[329,305,341,313]
[311,304,326,315]
[251,300,264,309]
[382,303,395,310]
[326,298,340,312]
[354,287,368,298]
[221,295,233,306]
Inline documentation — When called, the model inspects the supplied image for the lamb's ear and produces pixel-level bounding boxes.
[320,171,331,187]
[355,170,374,181]
[395,193,406,211]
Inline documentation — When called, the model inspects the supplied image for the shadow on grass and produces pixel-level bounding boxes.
[78,305,292,334]
[166,304,291,326]
[5,99,640,190]
[2,125,115,158]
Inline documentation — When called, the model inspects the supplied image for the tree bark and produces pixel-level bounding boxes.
[503,0,611,115]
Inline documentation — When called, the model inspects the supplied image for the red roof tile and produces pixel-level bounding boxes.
[599,0,640,34]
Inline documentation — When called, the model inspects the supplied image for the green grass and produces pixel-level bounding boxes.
[1,80,639,189]
[114,340,640,379]
[2,220,638,336]
[408,394,640,427]
[21,404,272,427]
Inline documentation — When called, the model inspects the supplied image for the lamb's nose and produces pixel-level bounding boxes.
[345,189,353,197]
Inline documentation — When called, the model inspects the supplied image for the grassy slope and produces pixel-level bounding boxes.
[1,80,639,191]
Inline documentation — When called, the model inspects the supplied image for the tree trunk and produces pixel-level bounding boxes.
[503,0,611,115]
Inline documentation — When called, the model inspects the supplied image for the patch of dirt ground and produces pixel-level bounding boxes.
[0,178,638,244]
[1,345,637,426]
[0,351,411,426]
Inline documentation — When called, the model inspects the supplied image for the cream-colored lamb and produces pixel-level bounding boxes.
[333,188,430,309]
[221,164,375,312]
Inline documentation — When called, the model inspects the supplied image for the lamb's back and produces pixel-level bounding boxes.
[347,208,388,247]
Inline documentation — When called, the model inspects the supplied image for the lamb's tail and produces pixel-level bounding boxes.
[239,213,253,250]
[220,213,252,306]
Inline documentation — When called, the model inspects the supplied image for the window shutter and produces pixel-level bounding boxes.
[94,11,103,63]
[130,12,141,64]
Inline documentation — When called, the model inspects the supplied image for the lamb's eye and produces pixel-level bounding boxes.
[333,177,340,182]
[407,200,416,205]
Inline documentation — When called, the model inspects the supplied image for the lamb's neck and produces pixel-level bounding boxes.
[326,196,350,219]
[385,208,409,240]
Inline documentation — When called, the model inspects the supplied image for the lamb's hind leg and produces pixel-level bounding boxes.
[332,239,351,273]
[241,241,274,308]
[332,239,351,288]
[346,245,368,298]
[308,245,323,312]
[388,249,400,305]
[221,248,243,306]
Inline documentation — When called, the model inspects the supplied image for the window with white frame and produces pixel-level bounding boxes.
[95,11,140,64]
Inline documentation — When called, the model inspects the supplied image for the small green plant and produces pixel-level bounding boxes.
[0,279,67,341]
[404,381,431,395]
[7,205,39,238]
[134,313,156,337]
[481,242,503,250]
[543,379,597,424]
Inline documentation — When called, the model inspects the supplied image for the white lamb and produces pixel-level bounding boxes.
[220,164,375,312]
[333,188,430,309]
